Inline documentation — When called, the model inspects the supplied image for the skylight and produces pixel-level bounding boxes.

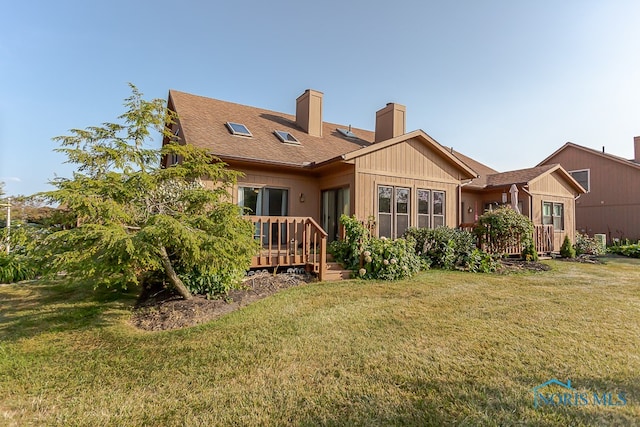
[337,128,357,138]
[274,130,300,144]
[226,122,252,137]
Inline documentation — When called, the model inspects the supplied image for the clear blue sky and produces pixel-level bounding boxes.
[2,0,639,196]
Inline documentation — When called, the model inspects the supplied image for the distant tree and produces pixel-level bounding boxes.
[39,84,258,299]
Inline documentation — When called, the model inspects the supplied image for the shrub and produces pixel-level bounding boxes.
[358,237,422,280]
[403,226,495,272]
[574,233,605,256]
[560,235,576,258]
[177,265,245,299]
[521,241,539,261]
[474,207,534,256]
[328,215,372,271]
[0,253,37,283]
[330,215,420,280]
[466,248,499,273]
[608,244,640,258]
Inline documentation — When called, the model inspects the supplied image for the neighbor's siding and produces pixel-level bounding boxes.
[540,146,640,240]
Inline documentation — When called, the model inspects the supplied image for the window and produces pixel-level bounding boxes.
[543,202,564,231]
[417,189,430,228]
[432,191,445,227]
[377,186,410,238]
[569,169,590,192]
[416,188,446,229]
[274,130,299,144]
[337,128,357,138]
[239,186,289,244]
[226,122,252,137]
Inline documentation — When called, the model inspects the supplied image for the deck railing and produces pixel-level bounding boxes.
[248,216,328,281]
[460,224,554,255]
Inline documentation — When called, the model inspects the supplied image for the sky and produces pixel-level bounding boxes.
[1,0,639,196]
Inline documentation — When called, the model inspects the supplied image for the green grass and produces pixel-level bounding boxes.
[1,256,639,426]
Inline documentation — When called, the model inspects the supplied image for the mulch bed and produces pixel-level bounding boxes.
[131,256,603,331]
[131,272,315,331]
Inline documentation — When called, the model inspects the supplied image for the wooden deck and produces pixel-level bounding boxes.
[248,216,328,281]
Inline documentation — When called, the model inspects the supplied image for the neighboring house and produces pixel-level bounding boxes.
[538,139,640,242]
[452,150,585,251]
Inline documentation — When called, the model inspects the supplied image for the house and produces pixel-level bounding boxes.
[163,88,582,277]
[452,149,585,251]
[537,139,640,242]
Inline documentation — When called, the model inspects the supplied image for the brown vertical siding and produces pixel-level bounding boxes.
[353,139,463,233]
[540,145,640,240]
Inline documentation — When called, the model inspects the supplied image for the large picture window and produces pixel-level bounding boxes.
[378,185,410,239]
[543,201,564,231]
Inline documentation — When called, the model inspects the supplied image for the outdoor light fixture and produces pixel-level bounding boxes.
[467,207,473,214]
[299,193,305,203]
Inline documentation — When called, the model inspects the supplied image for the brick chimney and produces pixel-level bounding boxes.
[296,89,323,137]
[375,103,406,142]
[634,136,640,163]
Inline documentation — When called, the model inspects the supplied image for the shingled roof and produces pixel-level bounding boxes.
[449,149,584,193]
[167,90,478,180]
[537,142,640,170]
[168,90,374,167]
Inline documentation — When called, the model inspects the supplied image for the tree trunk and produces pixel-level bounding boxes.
[158,244,192,300]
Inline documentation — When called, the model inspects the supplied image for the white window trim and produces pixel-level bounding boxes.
[568,168,590,193]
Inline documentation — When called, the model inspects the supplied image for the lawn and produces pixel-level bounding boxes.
[1,256,639,426]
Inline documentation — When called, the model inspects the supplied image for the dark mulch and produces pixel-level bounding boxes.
[496,259,552,273]
[131,272,315,331]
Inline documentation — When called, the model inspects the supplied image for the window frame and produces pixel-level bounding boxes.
[568,169,590,192]
[226,122,253,137]
[543,201,564,231]
[274,130,300,144]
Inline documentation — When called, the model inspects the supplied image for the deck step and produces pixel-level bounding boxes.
[323,262,352,281]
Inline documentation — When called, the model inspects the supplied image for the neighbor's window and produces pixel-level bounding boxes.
[543,201,564,231]
[569,169,590,192]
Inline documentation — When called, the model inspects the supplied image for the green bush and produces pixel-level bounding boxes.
[574,233,605,256]
[403,226,488,271]
[0,253,37,283]
[328,215,372,271]
[560,235,576,258]
[608,244,640,258]
[474,207,534,256]
[358,236,422,280]
[466,248,499,273]
[177,265,245,299]
[521,241,539,261]
[330,215,420,280]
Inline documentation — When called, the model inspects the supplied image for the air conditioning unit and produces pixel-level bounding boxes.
[593,234,606,250]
